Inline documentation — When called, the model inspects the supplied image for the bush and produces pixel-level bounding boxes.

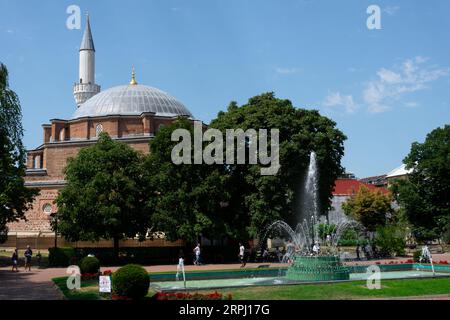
[112,264,149,300]
[48,247,76,267]
[413,250,421,262]
[79,256,100,274]
[374,224,406,257]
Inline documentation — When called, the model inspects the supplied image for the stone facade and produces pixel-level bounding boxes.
[7,114,179,236]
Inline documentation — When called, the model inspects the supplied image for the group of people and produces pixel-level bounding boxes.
[11,245,38,272]
[191,242,247,267]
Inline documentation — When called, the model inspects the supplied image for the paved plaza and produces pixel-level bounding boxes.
[0,254,449,300]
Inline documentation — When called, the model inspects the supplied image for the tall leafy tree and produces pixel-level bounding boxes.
[391,125,450,242]
[55,132,150,257]
[209,92,347,239]
[143,118,231,243]
[342,185,393,233]
[0,63,38,241]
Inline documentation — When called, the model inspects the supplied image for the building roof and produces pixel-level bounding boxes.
[71,84,193,119]
[80,15,95,51]
[386,164,412,178]
[359,174,387,186]
[332,179,390,196]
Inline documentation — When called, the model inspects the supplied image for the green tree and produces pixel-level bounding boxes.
[209,93,347,238]
[342,186,393,232]
[0,63,38,241]
[55,132,150,258]
[142,118,232,243]
[391,125,450,242]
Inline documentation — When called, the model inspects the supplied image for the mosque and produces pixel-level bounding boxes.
[5,16,194,244]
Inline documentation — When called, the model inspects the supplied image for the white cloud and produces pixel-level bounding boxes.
[383,6,400,15]
[363,57,450,113]
[275,67,299,75]
[323,92,357,114]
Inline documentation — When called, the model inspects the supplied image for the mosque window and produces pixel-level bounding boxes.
[43,203,52,215]
[59,128,65,141]
[34,155,41,169]
[96,124,103,136]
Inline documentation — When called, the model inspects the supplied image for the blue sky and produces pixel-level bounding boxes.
[1,0,449,178]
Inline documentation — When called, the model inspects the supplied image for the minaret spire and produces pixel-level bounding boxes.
[73,14,100,107]
[80,13,95,51]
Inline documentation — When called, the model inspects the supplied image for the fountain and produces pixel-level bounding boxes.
[419,245,435,276]
[266,151,352,281]
[175,256,187,289]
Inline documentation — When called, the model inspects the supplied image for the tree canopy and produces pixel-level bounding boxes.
[55,132,151,255]
[391,125,450,241]
[142,118,232,243]
[342,185,393,233]
[209,93,347,238]
[0,63,38,241]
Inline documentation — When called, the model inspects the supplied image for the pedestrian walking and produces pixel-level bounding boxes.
[239,243,246,267]
[11,249,19,272]
[193,243,201,265]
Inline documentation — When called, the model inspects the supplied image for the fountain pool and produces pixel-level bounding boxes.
[151,266,450,291]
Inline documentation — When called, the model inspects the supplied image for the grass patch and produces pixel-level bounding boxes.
[204,277,450,300]
[54,275,450,300]
[53,276,157,300]
[53,277,104,300]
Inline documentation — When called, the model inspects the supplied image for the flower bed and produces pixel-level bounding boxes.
[81,273,100,280]
[154,291,232,300]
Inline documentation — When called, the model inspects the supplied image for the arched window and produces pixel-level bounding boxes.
[59,128,65,141]
[42,203,52,215]
[158,124,165,131]
[96,124,103,137]
[34,155,41,169]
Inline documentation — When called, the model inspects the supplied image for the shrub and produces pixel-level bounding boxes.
[79,256,100,274]
[112,264,149,300]
[374,224,406,257]
[413,250,422,262]
[48,247,76,267]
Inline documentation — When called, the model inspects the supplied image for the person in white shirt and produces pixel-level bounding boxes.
[193,243,201,265]
[239,243,246,267]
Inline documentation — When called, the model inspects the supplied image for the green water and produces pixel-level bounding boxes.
[151,271,449,291]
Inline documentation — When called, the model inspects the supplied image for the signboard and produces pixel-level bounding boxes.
[99,276,111,293]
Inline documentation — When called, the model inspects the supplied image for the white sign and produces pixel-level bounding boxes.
[99,276,112,293]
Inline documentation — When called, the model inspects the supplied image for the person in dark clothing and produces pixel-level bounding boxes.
[356,244,361,260]
[36,251,42,268]
[11,249,19,272]
[24,245,33,271]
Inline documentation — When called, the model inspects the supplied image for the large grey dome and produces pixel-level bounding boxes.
[71,84,192,119]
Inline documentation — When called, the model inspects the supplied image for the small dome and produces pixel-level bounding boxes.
[71,84,192,119]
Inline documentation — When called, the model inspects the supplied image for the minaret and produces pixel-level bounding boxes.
[73,14,100,107]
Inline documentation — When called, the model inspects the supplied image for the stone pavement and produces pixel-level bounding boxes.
[0,267,64,300]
